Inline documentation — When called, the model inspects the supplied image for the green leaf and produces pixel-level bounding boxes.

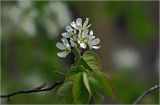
[72,46,81,65]
[73,73,90,104]
[83,72,91,96]
[57,81,74,103]
[65,65,85,81]
[78,57,93,71]
[89,77,103,94]
[93,90,104,104]
[83,51,102,71]
[89,77,104,104]
[57,81,72,97]
[93,71,115,100]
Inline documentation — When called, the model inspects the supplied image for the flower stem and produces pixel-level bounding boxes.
[72,46,81,65]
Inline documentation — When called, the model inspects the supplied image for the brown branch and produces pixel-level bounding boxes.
[133,84,160,104]
[1,81,64,101]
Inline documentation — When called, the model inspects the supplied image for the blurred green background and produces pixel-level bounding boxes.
[1,1,159,104]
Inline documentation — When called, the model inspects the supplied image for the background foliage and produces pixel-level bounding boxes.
[1,1,159,104]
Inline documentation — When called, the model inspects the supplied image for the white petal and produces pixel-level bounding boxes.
[65,44,70,49]
[65,25,73,32]
[80,42,86,49]
[83,18,89,28]
[57,51,69,58]
[70,21,78,29]
[92,38,100,45]
[61,38,70,49]
[93,46,101,49]
[86,24,91,29]
[68,31,75,35]
[90,30,93,35]
[92,36,96,39]
[89,35,95,40]
[82,29,89,36]
[89,31,95,39]
[70,39,76,47]
[88,40,93,49]
[61,38,69,45]
[56,42,65,50]
[62,32,70,38]
[76,18,82,27]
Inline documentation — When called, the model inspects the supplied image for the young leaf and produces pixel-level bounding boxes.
[92,90,104,104]
[83,51,102,71]
[89,77,103,94]
[65,65,85,81]
[93,71,115,100]
[57,81,72,97]
[89,77,104,104]
[78,57,93,71]
[73,73,91,104]
[57,81,74,103]
[83,72,91,96]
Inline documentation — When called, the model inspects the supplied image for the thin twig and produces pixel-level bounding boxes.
[133,84,160,104]
[1,81,63,101]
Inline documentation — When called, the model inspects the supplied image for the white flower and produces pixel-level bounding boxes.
[78,29,89,49]
[70,38,76,47]
[87,30,101,49]
[61,25,76,38]
[56,18,101,58]
[65,25,73,32]
[70,18,91,30]
[56,38,71,58]
[61,32,70,38]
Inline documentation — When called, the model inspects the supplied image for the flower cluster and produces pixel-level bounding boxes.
[56,18,101,58]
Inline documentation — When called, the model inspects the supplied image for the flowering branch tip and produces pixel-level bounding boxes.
[56,18,101,58]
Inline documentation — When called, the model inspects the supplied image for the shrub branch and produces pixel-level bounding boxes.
[1,81,63,101]
[133,84,159,104]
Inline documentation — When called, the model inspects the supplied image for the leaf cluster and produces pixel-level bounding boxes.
[56,51,115,104]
